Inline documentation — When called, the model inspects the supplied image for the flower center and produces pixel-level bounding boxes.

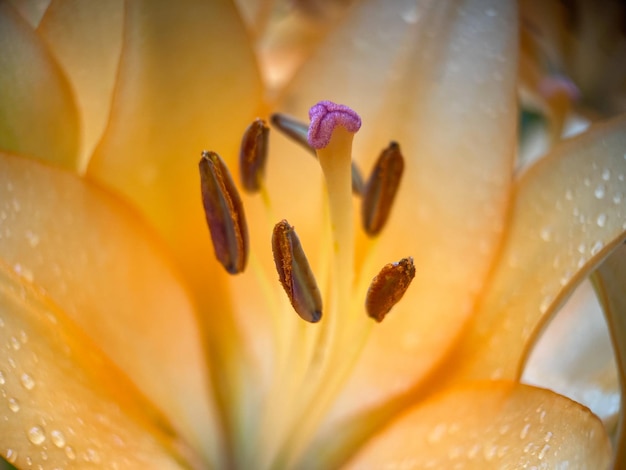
[199,101,413,468]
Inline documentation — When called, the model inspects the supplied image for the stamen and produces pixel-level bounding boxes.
[366,257,415,322]
[239,118,269,193]
[362,142,404,236]
[272,219,323,323]
[271,112,365,195]
[199,151,249,274]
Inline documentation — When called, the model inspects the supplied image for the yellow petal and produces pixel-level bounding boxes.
[284,0,518,422]
[0,261,185,469]
[0,152,221,465]
[346,382,611,469]
[0,1,79,169]
[592,243,626,468]
[87,0,263,311]
[441,114,626,384]
[37,0,124,171]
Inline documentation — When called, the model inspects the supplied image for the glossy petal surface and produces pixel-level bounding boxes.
[592,244,626,468]
[87,0,263,311]
[0,2,79,169]
[280,0,517,420]
[0,262,183,469]
[0,152,220,465]
[347,382,611,469]
[441,115,626,384]
[38,0,124,170]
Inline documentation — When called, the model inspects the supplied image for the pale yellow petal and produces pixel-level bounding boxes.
[7,0,50,27]
[0,261,185,469]
[439,114,626,384]
[592,244,626,468]
[346,382,611,469]
[0,1,79,169]
[281,0,518,423]
[86,0,263,312]
[0,152,222,465]
[37,0,124,171]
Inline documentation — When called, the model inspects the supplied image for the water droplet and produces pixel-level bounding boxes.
[590,240,604,256]
[25,230,40,247]
[596,213,607,227]
[539,296,552,314]
[20,373,35,390]
[0,371,5,385]
[483,445,497,461]
[467,444,481,459]
[594,184,606,199]
[6,448,17,463]
[583,177,591,187]
[520,422,531,439]
[577,243,586,254]
[40,450,48,461]
[27,426,46,445]
[564,189,573,200]
[427,423,447,443]
[7,397,20,413]
[499,424,510,435]
[13,264,34,283]
[9,336,21,351]
[65,445,76,460]
[539,227,552,241]
[538,444,551,459]
[544,431,553,442]
[50,429,66,448]
[602,169,611,181]
[613,192,622,204]
[85,448,101,464]
[19,330,27,344]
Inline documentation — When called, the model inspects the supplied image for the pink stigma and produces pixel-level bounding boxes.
[307,101,362,149]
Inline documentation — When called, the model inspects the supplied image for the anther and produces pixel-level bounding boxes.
[270,112,364,195]
[362,142,404,236]
[272,220,323,323]
[199,151,249,274]
[366,257,415,322]
[239,118,269,192]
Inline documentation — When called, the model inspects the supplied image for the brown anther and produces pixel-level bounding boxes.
[199,151,249,274]
[366,257,415,322]
[272,220,323,323]
[239,118,269,192]
[362,142,404,236]
[270,112,365,195]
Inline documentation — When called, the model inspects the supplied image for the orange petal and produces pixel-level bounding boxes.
[87,0,263,310]
[0,261,186,469]
[441,114,626,384]
[592,244,626,468]
[286,0,518,422]
[37,0,124,171]
[0,1,79,169]
[346,382,611,469]
[0,152,222,465]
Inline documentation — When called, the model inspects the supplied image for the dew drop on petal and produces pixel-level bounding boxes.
[613,192,623,204]
[20,373,35,390]
[6,449,17,463]
[0,370,5,385]
[65,445,76,460]
[594,184,606,199]
[602,168,611,181]
[590,240,604,256]
[7,397,20,413]
[50,429,66,448]
[539,227,552,241]
[564,189,573,200]
[520,422,531,439]
[27,426,46,445]
[596,213,607,227]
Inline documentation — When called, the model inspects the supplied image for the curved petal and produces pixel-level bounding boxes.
[592,244,626,468]
[7,0,50,27]
[346,382,611,469]
[282,0,517,423]
[87,0,263,310]
[0,1,79,169]
[0,152,221,466]
[37,0,124,171]
[0,261,185,469]
[439,114,626,385]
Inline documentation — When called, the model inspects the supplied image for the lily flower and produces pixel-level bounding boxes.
[0,0,625,468]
